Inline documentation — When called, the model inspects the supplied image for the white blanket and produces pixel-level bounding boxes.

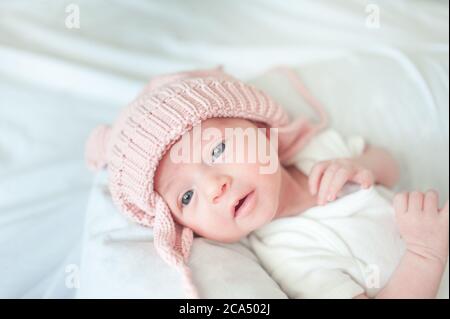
[0,0,448,298]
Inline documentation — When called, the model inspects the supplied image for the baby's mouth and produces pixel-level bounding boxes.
[232,190,255,218]
[235,195,248,213]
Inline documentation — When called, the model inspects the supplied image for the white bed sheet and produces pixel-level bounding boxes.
[0,0,448,298]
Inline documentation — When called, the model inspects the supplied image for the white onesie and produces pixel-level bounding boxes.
[243,128,445,298]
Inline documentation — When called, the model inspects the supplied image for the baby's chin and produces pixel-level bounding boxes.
[193,225,254,243]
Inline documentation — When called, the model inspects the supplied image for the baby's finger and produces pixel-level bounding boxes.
[409,191,424,212]
[309,162,328,196]
[423,190,438,213]
[326,168,352,202]
[352,169,375,189]
[393,192,408,214]
[318,165,339,205]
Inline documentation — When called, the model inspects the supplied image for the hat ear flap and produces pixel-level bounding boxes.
[152,194,199,298]
[153,193,194,266]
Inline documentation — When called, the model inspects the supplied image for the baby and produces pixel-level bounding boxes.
[86,67,448,299]
[155,116,448,299]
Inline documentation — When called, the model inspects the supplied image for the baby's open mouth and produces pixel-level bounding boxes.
[233,190,256,218]
[235,195,248,212]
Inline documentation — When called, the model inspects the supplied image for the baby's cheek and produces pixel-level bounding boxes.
[170,211,187,228]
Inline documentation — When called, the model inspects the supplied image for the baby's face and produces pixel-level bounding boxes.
[155,117,282,243]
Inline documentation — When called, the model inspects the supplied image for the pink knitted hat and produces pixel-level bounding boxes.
[84,66,328,298]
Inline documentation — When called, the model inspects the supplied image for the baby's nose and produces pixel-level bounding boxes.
[207,176,231,204]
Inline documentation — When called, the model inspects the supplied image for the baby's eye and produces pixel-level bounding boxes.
[212,141,226,161]
[181,190,194,206]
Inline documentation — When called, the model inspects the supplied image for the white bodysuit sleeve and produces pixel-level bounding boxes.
[292,128,366,176]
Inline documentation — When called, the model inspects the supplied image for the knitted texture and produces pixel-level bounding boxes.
[85,66,328,298]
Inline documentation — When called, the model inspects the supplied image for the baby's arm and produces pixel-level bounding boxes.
[357,190,449,299]
[353,144,400,189]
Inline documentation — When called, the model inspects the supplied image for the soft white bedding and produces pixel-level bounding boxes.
[0,0,448,298]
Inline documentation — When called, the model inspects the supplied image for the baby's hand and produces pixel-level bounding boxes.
[394,190,449,266]
[309,158,376,205]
